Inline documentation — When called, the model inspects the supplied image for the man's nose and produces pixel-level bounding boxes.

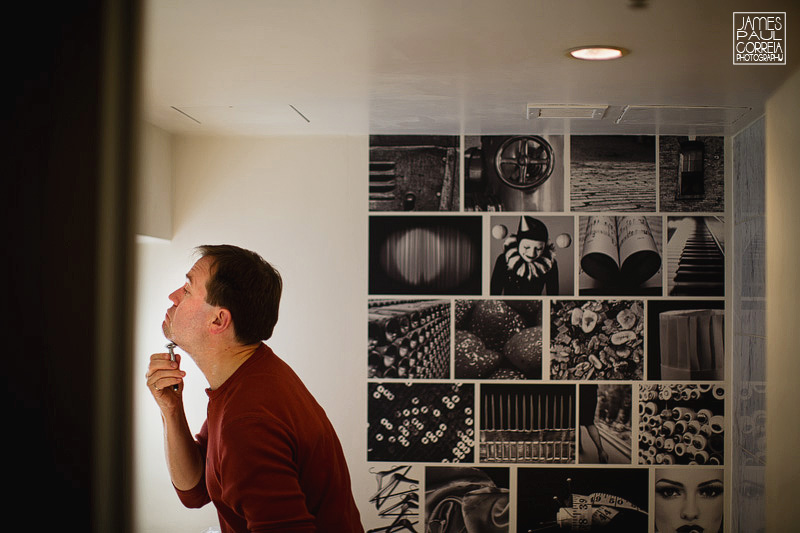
[168,287,183,304]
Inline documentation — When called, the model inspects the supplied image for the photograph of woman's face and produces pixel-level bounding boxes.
[655,468,723,533]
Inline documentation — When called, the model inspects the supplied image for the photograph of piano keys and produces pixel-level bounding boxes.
[667,216,725,296]
[368,299,450,379]
[517,467,649,532]
[659,135,725,212]
[480,384,575,463]
[638,384,725,466]
[646,299,725,380]
[368,382,475,463]
[369,215,482,295]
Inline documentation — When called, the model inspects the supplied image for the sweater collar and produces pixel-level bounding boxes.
[205,343,269,398]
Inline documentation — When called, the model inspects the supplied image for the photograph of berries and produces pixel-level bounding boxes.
[550,299,644,380]
[455,299,543,380]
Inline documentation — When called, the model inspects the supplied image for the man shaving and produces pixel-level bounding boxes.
[146,244,363,532]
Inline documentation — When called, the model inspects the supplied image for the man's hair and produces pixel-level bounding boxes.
[195,244,282,344]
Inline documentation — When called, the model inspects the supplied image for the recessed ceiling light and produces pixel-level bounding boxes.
[568,46,629,61]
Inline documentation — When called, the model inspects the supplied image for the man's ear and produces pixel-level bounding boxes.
[209,307,233,335]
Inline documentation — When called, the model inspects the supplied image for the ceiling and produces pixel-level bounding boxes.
[141,0,797,137]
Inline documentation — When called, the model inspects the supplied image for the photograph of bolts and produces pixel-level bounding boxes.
[368,299,450,379]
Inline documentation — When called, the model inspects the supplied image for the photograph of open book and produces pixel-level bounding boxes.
[579,215,663,295]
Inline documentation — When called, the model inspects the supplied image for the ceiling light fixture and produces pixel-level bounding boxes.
[568,46,629,61]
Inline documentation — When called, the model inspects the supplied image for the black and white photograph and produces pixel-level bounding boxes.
[550,300,644,380]
[659,135,725,213]
[647,300,725,380]
[489,215,574,296]
[454,299,542,380]
[655,467,724,533]
[517,467,649,532]
[369,215,482,295]
[570,135,657,212]
[667,216,725,296]
[638,384,725,466]
[578,215,663,296]
[578,384,632,464]
[479,384,575,463]
[366,464,421,533]
[463,135,564,212]
[368,299,450,379]
[369,135,459,212]
[425,467,509,533]
[368,383,474,463]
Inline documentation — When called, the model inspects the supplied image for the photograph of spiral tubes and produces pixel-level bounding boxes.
[368,300,450,379]
[480,384,575,464]
[638,384,725,466]
[368,383,475,463]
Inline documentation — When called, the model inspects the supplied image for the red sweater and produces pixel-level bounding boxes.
[176,344,363,532]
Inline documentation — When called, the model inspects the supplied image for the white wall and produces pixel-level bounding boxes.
[766,66,800,532]
[132,134,371,532]
[136,123,174,239]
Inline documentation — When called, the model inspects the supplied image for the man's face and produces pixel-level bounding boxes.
[162,256,217,348]
[518,238,545,263]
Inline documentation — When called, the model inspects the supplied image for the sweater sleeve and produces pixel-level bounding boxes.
[219,414,317,532]
[174,420,212,508]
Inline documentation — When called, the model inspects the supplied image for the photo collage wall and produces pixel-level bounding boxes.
[365,134,727,532]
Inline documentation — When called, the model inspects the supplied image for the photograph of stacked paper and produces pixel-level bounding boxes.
[647,300,725,380]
